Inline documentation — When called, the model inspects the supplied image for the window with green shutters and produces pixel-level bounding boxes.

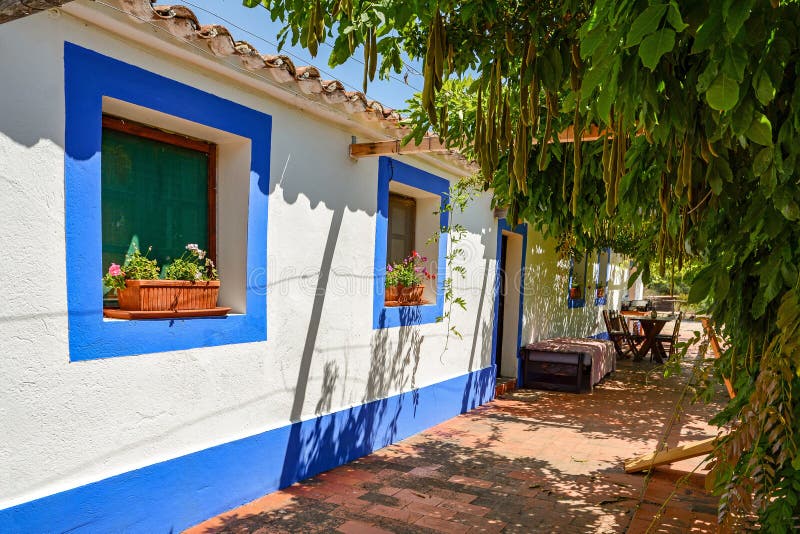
[101,116,216,303]
[387,193,416,265]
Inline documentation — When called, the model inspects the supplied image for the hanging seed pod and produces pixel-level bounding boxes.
[571,41,581,69]
[520,82,530,127]
[529,70,539,131]
[498,91,508,151]
[439,100,448,139]
[700,137,711,163]
[362,31,370,93]
[675,137,687,198]
[369,27,378,82]
[613,115,625,207]
[513,121,527,194]
[538,92,555,171]
[505,30,515,55]
[474,89,483,156]
[572,110,582,216]
[659,172,669,214]
[306,1,318,56]
[503,92,512,149]
[602,133,614,215]
[507,142,516,196]
[681,137,693,202]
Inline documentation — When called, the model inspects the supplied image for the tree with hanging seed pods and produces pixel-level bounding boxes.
[247,0,800,529]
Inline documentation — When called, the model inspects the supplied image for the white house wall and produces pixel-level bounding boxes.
[0,5,628,531]
[0,7,498,519]
[521,229,631,343]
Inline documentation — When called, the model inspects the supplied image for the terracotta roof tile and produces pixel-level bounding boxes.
[97,0,474,171]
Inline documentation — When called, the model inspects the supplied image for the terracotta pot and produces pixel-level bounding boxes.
[385,285,399,302]
[569,287,582,299]
[116,279,220,311]
[398,284,424,304]
[596,287,605,298]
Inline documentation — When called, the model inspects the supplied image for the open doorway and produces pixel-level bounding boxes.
[494,225,525,380]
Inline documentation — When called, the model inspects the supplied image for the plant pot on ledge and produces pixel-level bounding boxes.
[397,284,424,305]
[118,279,220,310]
[104,280,229,319]
[569,287,582,300]
[385,284,399,302]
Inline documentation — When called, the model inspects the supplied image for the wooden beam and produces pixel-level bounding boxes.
[349,136,447,158]
[622,317,735,474]
[700,316,735,399]
[624,437,716,473]
[349,124,611,159]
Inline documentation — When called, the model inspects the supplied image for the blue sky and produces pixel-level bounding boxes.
[183,0,422,110]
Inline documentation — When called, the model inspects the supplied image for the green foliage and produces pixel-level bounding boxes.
[254,0,800,527]
[162,244,218,282]
[103,244,216,291]
[103,246,160,291]
[386,251,435,287]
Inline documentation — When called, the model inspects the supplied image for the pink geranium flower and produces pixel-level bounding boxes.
[108,263,122,277]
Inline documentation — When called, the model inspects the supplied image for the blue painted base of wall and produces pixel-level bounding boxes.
[0,366,496,534]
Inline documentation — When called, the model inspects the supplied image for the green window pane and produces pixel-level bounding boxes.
[101,127,209,284]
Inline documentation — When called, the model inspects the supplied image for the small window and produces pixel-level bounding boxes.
[101,116,216,305]
[595,248,611,305]
[387,193,416,265]
[568,251,587,308]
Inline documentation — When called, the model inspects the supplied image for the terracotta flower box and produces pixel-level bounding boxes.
[569,287,582,299]
[117,279,220,311]
[398,284,424,304]
[385,285,399,302]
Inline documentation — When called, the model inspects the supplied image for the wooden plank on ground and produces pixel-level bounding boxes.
[624,437,716,473]
[700,316,735,399]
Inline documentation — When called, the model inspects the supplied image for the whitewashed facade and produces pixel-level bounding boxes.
[0,1,632,531]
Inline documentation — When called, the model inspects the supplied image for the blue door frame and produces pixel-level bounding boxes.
[490,218,527,388]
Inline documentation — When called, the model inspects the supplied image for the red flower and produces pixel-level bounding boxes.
[411,250,419,257]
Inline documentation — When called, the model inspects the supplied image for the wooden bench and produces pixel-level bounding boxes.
[519,338,616,393]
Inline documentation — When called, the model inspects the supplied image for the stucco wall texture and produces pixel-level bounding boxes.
[0,4,629,511]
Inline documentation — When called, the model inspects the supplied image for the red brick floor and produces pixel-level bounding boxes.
[185,322,725,533]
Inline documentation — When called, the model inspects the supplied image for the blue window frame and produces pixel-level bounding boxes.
[64,43,270,361]
[594,248,612,306]
[373,157,448,329]
[567,254,587,309]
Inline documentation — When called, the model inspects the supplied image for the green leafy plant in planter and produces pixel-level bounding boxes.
[103,243,220,313]
[103,246,160,291]
[163,243,218,281]
[384,263,400,301]
[388,251,436,305]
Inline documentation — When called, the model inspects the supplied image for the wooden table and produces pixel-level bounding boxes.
[620,311,677,363]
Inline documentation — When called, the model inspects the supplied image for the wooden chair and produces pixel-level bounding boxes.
[616,312,643,360]
[656,311,683,358]
[603,310,640,360]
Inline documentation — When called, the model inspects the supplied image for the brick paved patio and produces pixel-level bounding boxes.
[186,322,725,533]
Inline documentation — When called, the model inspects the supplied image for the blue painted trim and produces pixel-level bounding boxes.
[488,219,527,388]
[590,332,610,340]
[64,43,270,360]
[594,247,611,306]
[567,255,587,309]
[373,157,449,329]
[0,366,496,534]
[568,298,586,309]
